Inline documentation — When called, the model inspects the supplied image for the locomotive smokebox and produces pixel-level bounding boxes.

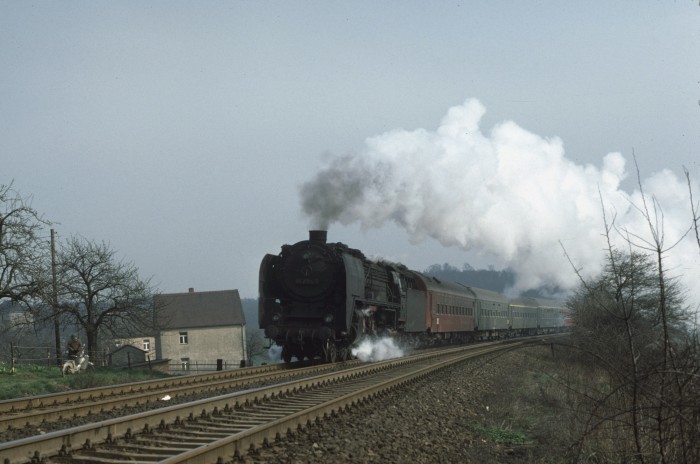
[309,230,328,244]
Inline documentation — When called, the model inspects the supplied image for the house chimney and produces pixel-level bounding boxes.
[188,288,194,293]
[309,230,327,244]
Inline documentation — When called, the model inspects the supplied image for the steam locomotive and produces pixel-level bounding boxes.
[259,230,567,363]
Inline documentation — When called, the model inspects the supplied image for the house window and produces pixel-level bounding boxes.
[179,332,188,344]
[143,339,150,351]
[181,357,189,370]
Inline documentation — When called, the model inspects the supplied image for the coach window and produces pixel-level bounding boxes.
[179,332,188,344]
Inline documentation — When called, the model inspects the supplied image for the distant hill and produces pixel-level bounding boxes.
[422,263,514,293]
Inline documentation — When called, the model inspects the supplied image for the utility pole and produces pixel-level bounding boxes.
[51,229,62,366]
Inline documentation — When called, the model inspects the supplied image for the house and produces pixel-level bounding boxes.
[154,288,247,372]
[109,344,148,367]
[113,336,157,360]
[108,343,171,373]
[0,300,34,327]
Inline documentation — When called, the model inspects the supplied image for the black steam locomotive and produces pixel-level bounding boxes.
[259,231,567,363]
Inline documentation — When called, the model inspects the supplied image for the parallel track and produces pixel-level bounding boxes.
[0,361,353,433]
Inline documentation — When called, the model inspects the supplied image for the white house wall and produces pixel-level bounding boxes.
[159,325,246,368]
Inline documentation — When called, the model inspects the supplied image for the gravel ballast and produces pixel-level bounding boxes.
[248,345,568,464]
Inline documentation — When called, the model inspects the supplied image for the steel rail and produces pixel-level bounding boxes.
[0,364,285,414]
[0,361,352,432]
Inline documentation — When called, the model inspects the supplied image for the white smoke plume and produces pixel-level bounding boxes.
[300,99,700,304]
[352,337,405,362]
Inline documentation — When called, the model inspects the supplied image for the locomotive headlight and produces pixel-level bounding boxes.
[272,313,281,323]
[323,313,334,324]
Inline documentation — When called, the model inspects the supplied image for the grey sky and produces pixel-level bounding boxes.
[2,1,699,301]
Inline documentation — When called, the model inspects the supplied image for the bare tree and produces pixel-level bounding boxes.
[0,181,50,302]
[685,166,700,254]
[245,328,268,365]
[562,164,700,463]
[52,235,156,360]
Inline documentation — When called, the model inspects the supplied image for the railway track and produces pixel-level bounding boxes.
[0,360,354,437]
[0,337,550,464]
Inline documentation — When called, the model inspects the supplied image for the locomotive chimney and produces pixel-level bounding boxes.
[309,230,327,244]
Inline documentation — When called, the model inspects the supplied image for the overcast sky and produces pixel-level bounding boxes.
[2,2,699,304]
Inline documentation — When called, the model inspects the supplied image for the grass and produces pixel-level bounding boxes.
[468,424,529,445]
[0,362,171,400]
[462,345,583,463]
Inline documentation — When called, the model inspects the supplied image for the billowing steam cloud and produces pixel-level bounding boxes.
[300,99,699,302]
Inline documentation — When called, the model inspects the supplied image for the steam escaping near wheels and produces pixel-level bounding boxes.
[266,339,404,364]
[268,345,283,363]
[352,337,405,362]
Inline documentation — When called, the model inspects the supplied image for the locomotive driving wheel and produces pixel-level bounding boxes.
[281,345,293,363]
[323,338,337,363]
[338,345,349,361]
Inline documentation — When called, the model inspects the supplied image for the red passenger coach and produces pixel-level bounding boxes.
[418,275,477,337]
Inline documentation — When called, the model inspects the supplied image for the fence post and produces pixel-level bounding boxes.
[10,343,16,374]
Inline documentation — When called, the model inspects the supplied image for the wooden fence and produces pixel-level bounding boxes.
[0,343,109,371]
